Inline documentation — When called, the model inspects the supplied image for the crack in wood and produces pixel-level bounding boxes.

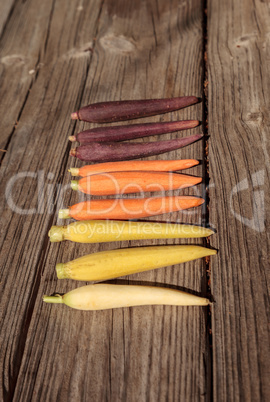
[43,0,56,55]
[201,1,213,401]
[0,0,18,39]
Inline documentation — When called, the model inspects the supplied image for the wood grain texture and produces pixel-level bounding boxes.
[207,0,270,400]
[0,1,210,401]
[0,0,16,37]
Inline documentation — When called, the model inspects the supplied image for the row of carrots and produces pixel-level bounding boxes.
[59,159,204,220]
[43,97,216,311]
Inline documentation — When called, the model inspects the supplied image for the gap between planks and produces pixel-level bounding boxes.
[202,0,214,400]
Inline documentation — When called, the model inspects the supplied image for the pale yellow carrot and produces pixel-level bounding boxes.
[43,284,210,310]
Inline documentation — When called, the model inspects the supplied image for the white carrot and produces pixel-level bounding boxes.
[43,284,210,310]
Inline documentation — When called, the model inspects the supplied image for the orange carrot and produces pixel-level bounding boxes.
[69,159,199,177]
[58,196,204,220]
[71,171,202,196]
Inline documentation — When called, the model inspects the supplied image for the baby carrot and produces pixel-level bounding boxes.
[49,220,214,243]
[55,245,217,281]
[70,134,203,162]
[69,159,199,177]
[71,97,199,123]
[69,120,199,144]
[70,171,202,196]
[58,196,204,220]
[43,284,210,310]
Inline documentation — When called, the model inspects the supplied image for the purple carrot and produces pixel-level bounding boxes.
[69,120,199,144]
[71,97,199,123]
[70,133,203,162]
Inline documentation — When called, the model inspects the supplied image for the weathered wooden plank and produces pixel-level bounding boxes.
[207,0,270,400]
[0,0,16,37]
[0,0,57,154]
[0,0,103,400]
[0,1,210,401]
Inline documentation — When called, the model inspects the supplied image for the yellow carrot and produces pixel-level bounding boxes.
[49,220,214,243]
[69,159,199,177]
[43,284,210,310]
[56,245,217,281]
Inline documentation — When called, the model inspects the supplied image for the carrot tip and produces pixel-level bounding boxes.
[69,136,76,142]
[192,133,204,142]
[189,96,199,104]
[69,167,79,176]
[71,180,79,191]
[71,112,79,120]
[43,295,64,304]
[58,209,70,219]
[49,226,65,242]
[191,120,200,128]
[70,149,77,157]
[186,159,199,167]
[56,263,68,279]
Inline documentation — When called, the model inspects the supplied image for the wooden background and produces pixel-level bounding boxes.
[0,0,269,401]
